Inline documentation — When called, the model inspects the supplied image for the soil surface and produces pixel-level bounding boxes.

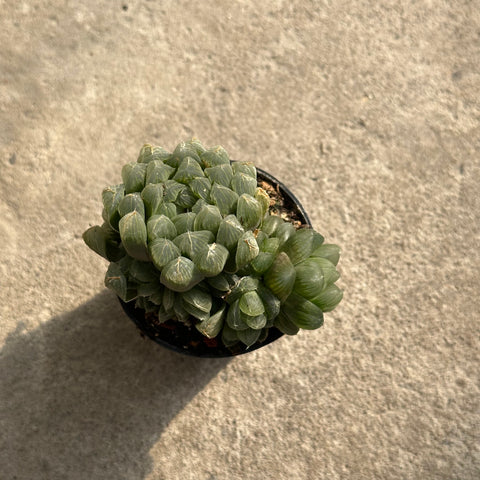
[1,2,479,480]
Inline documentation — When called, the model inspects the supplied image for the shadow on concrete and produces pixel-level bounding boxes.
[1,290,230,480]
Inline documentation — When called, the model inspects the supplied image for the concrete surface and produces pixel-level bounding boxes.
[1,1,479,479]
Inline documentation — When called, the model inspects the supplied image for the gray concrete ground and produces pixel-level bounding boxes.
[1,1,479,479]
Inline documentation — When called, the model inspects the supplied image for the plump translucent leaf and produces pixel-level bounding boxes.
[308,257,340,286]
[195,304,226,338]
[231,172,257,197]
[226,276,259,304]
[193,205,222,235]
[173,156,205,183]
[264,252,296,303]
[162,287,175,311]
[167,142,201,168]
[158,202,178,219]
[146,160,175,184]
[172,212,197,235]
[189,177,212,200]
[188,138,206,155]
[235,231,259,269]
[104,263,127,301]
[137,144,171,164]
[183,302,210,322]
[83,225,124,262]
[173,293,191,322]
[102,184,124,230]
[239,291,265,317]
[192,198,209,214]
[272,222,296,247]
[250,252,275,274]
[160,256,204,292]
[261,215,283,236]
[182,287,212,313]
[149,238,181,269]
[232,161,256,178]
[149,290,165,306]
[274,310,299,335]
[255,231,268,249]
[129,260,158,283]
[283,293,324,330]
[177,186,197,209]
[118,211,150,261]
[311,243,341,266]
[257,285,281,320]
[118,193,145,219]
[206,273,232,292]
[122,162,147,194]
[205,164,233,187]
[293,258,325,300]
[242,312,267,330]
[216,214,244,250]
[163,180,185,203]
[282,228,316,265]
[174,231,215,258]
[137,282,162,296]
[254,187,270,217]
[192,242,229,276]
[222,323,240,347]
[200,146,230,167]
[310,284,343,312]
[226,299,249,330]
[261,237,280,254]
[237,328,261,348]
[147,215,177,241]
[210,183,239,216]
[141,183,164,218]
[236,194,263,230]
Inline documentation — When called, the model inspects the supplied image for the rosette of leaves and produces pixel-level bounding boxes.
[83,139,343,350]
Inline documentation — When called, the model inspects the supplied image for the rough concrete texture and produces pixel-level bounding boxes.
[1,1,479,479]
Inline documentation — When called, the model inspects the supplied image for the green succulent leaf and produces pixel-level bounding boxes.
[293,257,325,300]
[200,146,230,167]
[282,228,316,265]
[264,252,296,303]
[236,194,263,230]
[226,299,249,331]
[118,193,145,219]
[162,287,175,311]
[141,183,164,218]
[257,285,281,321]
[129,260,159,283]
[118,210,150,261]
[189,177,212,200]
[311,243,341,266]
[261,215,284,236]
[236,328,261,348]
[282,293,324,330]
[231,172,257,197]
[176,186,198,209]
[147,215,177,241]
[274,310,300,335]
[173,156,205,183]
[310,284,343,312]
[173,293,191,322]
[102,184,124,230]
[206,273,232,292]
[146,160,175,184]
[272,221,296,247]
[104,262,128,301]
[157,202,178,219]
[250,251,275,274]
[187,138,207,155]
[193,242,229,277]
[235,231,260,269]
[216,214,245,250]
[182,287,213,313]
[194,205,222,235]
[210,183,239,216]
[242,312,267,330]
[174,230,215,258]
[239,291,265,317]
[226,275,259,304]
[231,161,256,178]
[122,162,147,194]
[168,142,201,168]
[160,256,204,292]
[309,257,340,286]
[163,180,186,203]
[172,212,197,235]
[83,225,124,262]
[205,164,234,187]
[192,198,209,214]
[149,238,181,269]
[221,323,240,347]
[137,282,162,297]
[195,304,226,339]
[254,187,270,217]
[137,144,171,164]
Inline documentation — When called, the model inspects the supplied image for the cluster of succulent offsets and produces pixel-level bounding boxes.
[83,139,342,348]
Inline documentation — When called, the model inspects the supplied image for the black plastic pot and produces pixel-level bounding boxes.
[119,167,312,357]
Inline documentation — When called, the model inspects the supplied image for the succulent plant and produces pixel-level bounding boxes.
[83,139,343,349]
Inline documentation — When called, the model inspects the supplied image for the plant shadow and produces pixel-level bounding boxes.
[1,290,230,480]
